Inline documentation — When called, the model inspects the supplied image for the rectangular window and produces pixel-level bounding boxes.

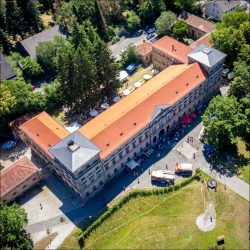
[125,146,130,154]
[89,175,94,182]
[139,136,143,143]
[111,158,116,165]
[132,141,136,149]
[119,152,123,160]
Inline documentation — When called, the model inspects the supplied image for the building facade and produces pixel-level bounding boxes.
[178,12,215,39]
[19,41,226,202]
[151,36,192,71]
[204,0,248,21]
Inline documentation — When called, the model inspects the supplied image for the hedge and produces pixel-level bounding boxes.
[78,170,201,247]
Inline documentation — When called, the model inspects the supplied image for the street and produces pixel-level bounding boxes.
[109,33,147,60]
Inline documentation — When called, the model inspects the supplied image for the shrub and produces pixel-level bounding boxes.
[19,57,43,78]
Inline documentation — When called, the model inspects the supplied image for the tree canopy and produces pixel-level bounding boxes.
[126,11,141,32]
[155,11,176,36]
[173,20,188,39]
[20,57,43,79]
[202,96,248,152]
[0,202,32,249]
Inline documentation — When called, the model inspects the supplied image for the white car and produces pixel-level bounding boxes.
[119,49,125,56]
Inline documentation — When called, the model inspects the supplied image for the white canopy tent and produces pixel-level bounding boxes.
[101,102,109,109]
[144,74,152,80]
[113,96,121,103]
[126,160,139,171]
[89,109,99,117]
[134,81,142,88]
[122,89,131,96]
[118,70,128,82]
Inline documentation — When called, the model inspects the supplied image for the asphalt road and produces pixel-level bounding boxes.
[109,33,147,60]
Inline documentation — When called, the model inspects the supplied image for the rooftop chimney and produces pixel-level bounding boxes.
[67,140,80,152]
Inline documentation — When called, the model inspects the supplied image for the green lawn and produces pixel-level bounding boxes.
[60,178,249,249]
[237,139,250,184]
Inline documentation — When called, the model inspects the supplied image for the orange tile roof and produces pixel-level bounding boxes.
[0,156,39,198]
[79,62,206,158]
[152,36,192,63]
[135,41,152,56]
[19,112,69,158]
[189,33,212,49]
[182,13,215,34]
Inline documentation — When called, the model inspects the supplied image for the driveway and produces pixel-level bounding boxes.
[110,33,147,59]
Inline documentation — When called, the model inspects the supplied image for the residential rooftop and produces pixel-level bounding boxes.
[18,25,66,58]
[0,156,39,198]
[19,111,69,158]
[79,62,206,158]
[0,53,16,81]
[135,41,153,56]
[152,36,192,63]
[179,12,215,34]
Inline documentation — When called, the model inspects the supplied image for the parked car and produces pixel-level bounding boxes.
[136,29,143,36]
[222,68,230,77]
[147,27,155,34]
[147,33,155,40]
[119,49,125,56]
[1,141,16,150]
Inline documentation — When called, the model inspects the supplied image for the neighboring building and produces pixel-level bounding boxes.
[0,53,17,81]
[0,156,41,204]
[151,36,192,71]
[19,38,226,202]
[17,25,66,58]
[189,32,212,49]
[204,0,248,21]
[19,111,69,163]
[135,41,153,65]
[178,12,215,39]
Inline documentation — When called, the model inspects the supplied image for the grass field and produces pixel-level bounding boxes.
[237,139,250,184]
[60,178,249,249]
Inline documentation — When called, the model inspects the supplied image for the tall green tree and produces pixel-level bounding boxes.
[173,20,188,39]
[1,80,31,115]
[5,0,24,36]
[20,57,43,79]
[17,0,41,33]
[0,203,32,249]
[126,10,141,32]
[0,85,16,117]
[93,39,120,98]
[57,46,75,107]
[155,11,176,36]
[202,96,248,152]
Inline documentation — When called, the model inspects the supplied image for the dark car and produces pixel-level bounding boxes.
[147,27,156,34]
[136,29,143,36]
[147,33,155,40]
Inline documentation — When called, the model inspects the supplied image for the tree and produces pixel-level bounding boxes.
[36,36,71,73]
[155,11,176,36]
[228,77,250,101]
[42,79,63,111]
[173,0,199,13]
[173,20,188,39]
[120,44,140,68]
[0,85,16,117]
[232,61,250,82]
[126,11,141,32]
[5,0,24,36]
[0,202,32,249]
[139,0,154,24]
[57,46,75,107]
[93,39,120,98]
[202,96,248,152]
[27,91,46,111]
[20,57,43,78]
[1,80,31,115]
[57,2,75,31]
[217,8,248,30]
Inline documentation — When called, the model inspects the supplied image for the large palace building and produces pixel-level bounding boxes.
[19,37,226,201]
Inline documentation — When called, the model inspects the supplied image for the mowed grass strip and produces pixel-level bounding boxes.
[82,181,249,250]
